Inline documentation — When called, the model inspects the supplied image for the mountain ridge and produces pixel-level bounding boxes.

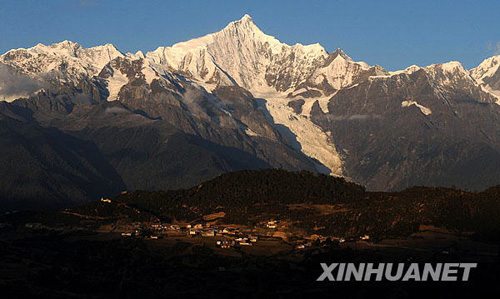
[1,15,500,210]
[2,15,499,103]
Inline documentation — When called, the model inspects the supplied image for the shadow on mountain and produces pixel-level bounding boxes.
[0,117,126,212]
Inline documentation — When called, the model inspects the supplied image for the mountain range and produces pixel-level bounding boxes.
[1,14,500,211]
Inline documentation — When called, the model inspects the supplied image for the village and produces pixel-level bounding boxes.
[117,219,372,251]
[91,197,377,252]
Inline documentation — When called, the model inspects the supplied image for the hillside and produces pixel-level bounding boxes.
[5,169,499,242]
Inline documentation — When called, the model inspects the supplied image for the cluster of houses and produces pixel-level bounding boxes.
[360,235,370,240]
[216,240,235,248]
[120,222,261,247]
[120,223,183,239]
[100,198,112,203]
[119,219,371,250]
[265,220,279,229]
[187,224,259,248]
[293,235,373,250]
[215,236,258,248]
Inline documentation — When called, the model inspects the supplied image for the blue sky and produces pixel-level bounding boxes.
[1,0,499,71]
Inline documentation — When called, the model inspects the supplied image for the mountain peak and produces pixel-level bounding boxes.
[24,40,83,57]
[224,13,261,34]
[26,41,123,59]
[224,14,254,27]
[48,40,80,48]
[240,14,253,23]
[331,48,353,61]
[470,55,500,85]
[425,61,467,75]
[0,39,124,81]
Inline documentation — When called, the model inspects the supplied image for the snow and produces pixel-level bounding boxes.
[245,127,259,137]
[1,15,374,115]
[425,61,466,74]
[439,61,464,73]
[141,64,158,85]
[300,99,317,116]
[291,42,328,58]
[480,85,500,105]
[389,65,421,76]
[422,61,473,88]
[310,51,373,90]
[290,88,308,96]
[300,95,334,115]
[0,40,124,82]
[424,61,469,81]
[369,75,392,79]
[470,55,500,84]
[470,56,500,105]
[135,51,145,59]
[106,68,128,101]
[7,16,492,177]
[145,14,329,94]
[264,97,343,176]
[401,100,432,115]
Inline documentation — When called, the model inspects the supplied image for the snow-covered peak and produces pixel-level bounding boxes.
[149,14,291,61]
[12,40,122,63]
[0,40,124,81]
[240,14,253,22]
[288,43,327,59]
[145,15,330,93]
[0,16,371,99]
[81,43,124,69]
[30,40,82,56]
[425,61,468,75]
[147,14,287,63]
[220,14,302,54]
[439,61,465,72]
[470,55,500,85]
[295,48,385,95]
[227,14,256,28]
[135,51,145,59]
[418,60,497,103]
[330,48,353,62]
[423,61,473,86]
[389,65,421,76]
[470,55,500,103]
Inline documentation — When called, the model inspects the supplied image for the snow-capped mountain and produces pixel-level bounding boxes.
[0,15,383,102]
[146,14,329,94]
[1,41,123,82]
[291,49,387,99]
[2,14,500,210]
[422,61,497,105]
[470,55,500,103]
[309,57,500,190]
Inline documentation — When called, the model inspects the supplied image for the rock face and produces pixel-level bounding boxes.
[1,15,500,210]
[311,65,500,191]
